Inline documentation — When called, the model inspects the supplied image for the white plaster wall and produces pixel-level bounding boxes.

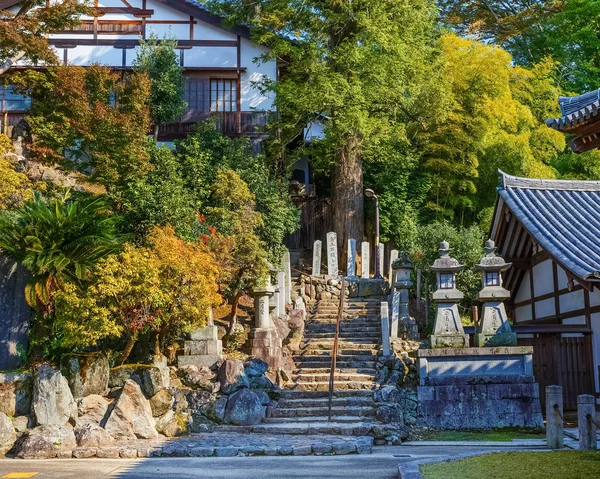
[557,266,569,290]
[185,47,237,67]
[591,312,600,395]
[240,38,275,111]
[304,119,326,141]
[515,305,532,323]
[195,21,237,41]
[68,45,122,66]
[559,289,585,314]
[534,297,555,319]
[532,259,554,296]
[146,23,189,40]
[515,270,531,303]
[146,1,190,21]
[562,316,587,325]
[590,287,600,307]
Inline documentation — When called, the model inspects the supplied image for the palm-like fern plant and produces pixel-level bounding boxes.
[0,191,124,311]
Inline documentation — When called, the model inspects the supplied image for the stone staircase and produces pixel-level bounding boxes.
[254,297,384,434]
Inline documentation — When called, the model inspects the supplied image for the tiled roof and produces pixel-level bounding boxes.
[545,89,600,131]
[498,171,600,281]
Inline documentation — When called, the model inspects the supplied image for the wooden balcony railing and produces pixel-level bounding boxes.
[158,111,270,140]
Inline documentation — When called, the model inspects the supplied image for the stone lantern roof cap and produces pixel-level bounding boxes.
[391,252,414,270]
[431,241,464,272]
[475,239,512,272]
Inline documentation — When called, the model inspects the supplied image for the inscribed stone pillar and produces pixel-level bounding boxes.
[380,301,391,356]
[282,250,292,304]
[253,286,274,330]
[377,243,385,279]
[250,284,283,370]
[361,241,370,278]
[347,238,357,278]
[277,272,286,317]
[392,253,416,340]
[577,394,597,450]
[546,385,564,449]
[312,240,322,276]
[388,249,398,286]
[326,232,338,276]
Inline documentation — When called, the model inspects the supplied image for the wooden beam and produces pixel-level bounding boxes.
[49,39,238,48]
[95,7,154,16]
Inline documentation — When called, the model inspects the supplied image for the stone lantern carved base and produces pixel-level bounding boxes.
[248,328,284,370]
[430,303,469,348]
[474,302,517,347]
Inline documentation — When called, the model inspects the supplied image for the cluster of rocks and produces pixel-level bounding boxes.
[0,353,281,459]
[299,275,388,301]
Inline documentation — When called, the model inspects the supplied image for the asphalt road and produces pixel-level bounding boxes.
[0,445,525,479]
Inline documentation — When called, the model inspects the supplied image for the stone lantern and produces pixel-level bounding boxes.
[430,241,469,348]
[268,263,281,318]
[391,253,418,340]
[249,276,284,369]
[474,239,517,347]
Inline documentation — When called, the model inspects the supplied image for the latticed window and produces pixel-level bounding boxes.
[485,271,500,287]
[439,273,454,289]
[0,86,31,111]
[210,79,237,112]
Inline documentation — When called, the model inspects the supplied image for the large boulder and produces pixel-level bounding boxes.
[155,410,189,437]
[33,365,76,426]
[152,355,170,389]
[202,396,227,423]
[61,352,109,399]
[179,365,217,391]
[0,372,32,417]
[217,359,249,395]
[358,278,388,297]
[223,388,265,426]
[149,389,174,417]
[103,380,158,441]
[13,425,75,459]
[244,359,268,378]
[190,412,215,433]
[109,364,167,398]
[75,394,109,427]
[375,404,402,424]
[371,422,410,443]
[0,412,16,453]
[74,423,115,448]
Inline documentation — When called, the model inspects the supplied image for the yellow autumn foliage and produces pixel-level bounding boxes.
[0,134,32,209]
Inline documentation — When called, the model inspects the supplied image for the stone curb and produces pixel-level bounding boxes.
[397,448,551,479]
[401,440,546,447]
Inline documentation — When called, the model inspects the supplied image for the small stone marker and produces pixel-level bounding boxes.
[578,394,597,450]
[380,302,391,356]
[361,241,370,278]
[377,243,384,278]
[312,240,322,276]
[347,238,357,278]
[388,249,398,285]
[546,385,563,449]
[282,250,292,304]
[277,272,286,318]
[326,232,338,276]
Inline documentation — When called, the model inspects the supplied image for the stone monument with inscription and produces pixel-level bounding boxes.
[360,241,369,277]
[474,239,517,347]
[430,241,469,348]
[391,253,419,341]
[178,308,223,368]
[326,232,338,276]
[312,239,322,276]
[347,238,358,279]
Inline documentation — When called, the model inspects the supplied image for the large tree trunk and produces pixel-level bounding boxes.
[227,289,242,335]
[331,134,364,266]
[120,330,139,364]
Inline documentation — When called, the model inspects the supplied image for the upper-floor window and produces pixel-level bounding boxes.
[210,79,237,112]
[0,86,31,111]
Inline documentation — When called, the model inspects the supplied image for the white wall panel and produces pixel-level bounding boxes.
[534,297,555,319]
[240,39,275,111]
[515,305,532,323]
[559,289,585,314]
[532,259,554,296]
[194,21,237,41]
[591,312,600,394]
[185,47,237,68]
[68,45,122,66]
[590,288,600,307]
[562,316,586,325]
[515,270,531,303]
[146,1,189,21]
[557,266,569,290]
[146,23,189,40]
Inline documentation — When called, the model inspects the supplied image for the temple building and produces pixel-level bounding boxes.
[490,171,600,409]
[546,89,600,153]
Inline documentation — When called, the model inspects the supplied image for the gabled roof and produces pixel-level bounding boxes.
[546,89,600,132]
[495,171,600,283]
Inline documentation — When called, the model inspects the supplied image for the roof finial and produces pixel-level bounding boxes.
[439,241,450,257]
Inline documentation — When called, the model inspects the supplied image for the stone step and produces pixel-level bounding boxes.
[278,396,375,408]
[270,406,375,419]
[293,360,378,369]
[288,381,376,391]
[218,422,376,437]
[308,318,381,324]
[280,389,374,399]
[306,324,381,331]
[293,372,376,382]
[303,338,380,345]
[293,367,377,375]
[293,350,377,358]
[301,342,379,351]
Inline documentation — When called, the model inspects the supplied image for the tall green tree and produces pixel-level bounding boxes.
[133,33,187,140]
[211,0,448,250]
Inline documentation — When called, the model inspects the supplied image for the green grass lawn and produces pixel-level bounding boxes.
[421,451,600,479]
[420,428,545,442]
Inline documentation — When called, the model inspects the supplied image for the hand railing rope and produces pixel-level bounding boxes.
[553,403,565,423]
[587,413,599,428]
[328,276,346,422]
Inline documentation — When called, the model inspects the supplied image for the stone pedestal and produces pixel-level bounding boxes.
[577,394,597,450]
[417,346,543,429]
[391,254,418,341]
[248,328,284,370]
[177,325,223,368]
[546,385,564,449]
